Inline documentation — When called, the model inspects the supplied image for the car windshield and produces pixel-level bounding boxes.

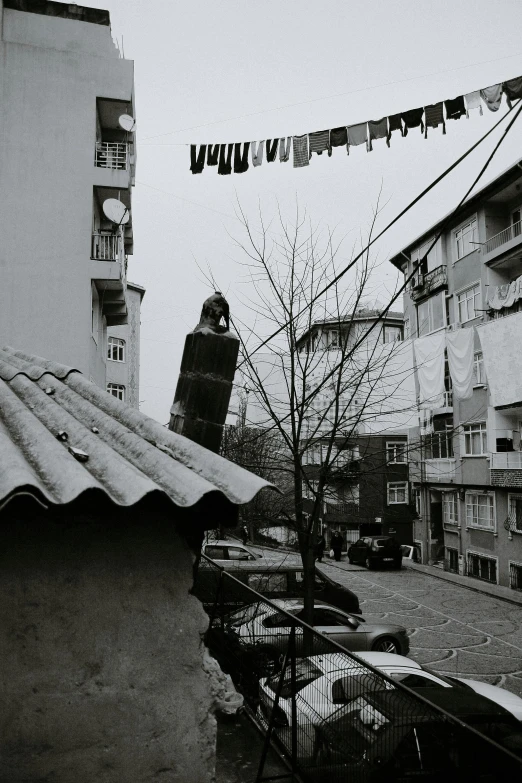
[263,609,299,628]
[266,659,323,698]
[226,603,269,628]
[319,697,391,760]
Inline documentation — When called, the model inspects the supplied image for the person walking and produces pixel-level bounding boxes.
[241,525,248,546]
[331,530,344,562]
[315,533,326,562]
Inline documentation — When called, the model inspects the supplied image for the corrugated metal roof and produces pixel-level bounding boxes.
[0,346,274,509]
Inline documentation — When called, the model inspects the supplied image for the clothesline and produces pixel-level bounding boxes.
[190,75,522,176]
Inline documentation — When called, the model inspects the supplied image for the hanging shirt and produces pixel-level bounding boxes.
[503,77,522,109]
[279,137,291,162]
[251,140,264,167]
[480,84,502,112]
[234,142,250,174]
[308,130,332,157]
[292,134,309,167]
[444,96,466,121]
[190,144,207,174]
[266,139,279,162]
[387,114,404,143]
[424,103,446,137]
[206,144,220,166]
[401,108,424,136]
[464,91,483,117]
[368,118,388,150]
[330,126,348,148]
[218,143,233,175]
[347,123,368,153]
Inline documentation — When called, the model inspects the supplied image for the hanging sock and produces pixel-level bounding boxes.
[190,144,207,174]
[464,91,483,117]
[387,114,403,144]
[292,134,309,167]
[234,142,250,173]
[207,144,220,166]
[251,140,264,167]
[347,122,368,153]
[330,126,348,151]
[424,103,446,138]
[480,84,502,112]
[444,96,466,121]
[368,118,388,150]
[218,143,233,175]
[401,108,424,136]
[503,77,522,109]
[308,130,332,157]
[266,139,279,162]
[279,137,291,162]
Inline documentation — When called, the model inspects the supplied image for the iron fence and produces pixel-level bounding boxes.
[195,554,522,782]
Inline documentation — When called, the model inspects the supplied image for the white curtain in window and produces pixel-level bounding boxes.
[446,327,474,400]
[414,332,446,408]
[477,312,522,407]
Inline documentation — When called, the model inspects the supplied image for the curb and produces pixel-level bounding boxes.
[403,561,522,608]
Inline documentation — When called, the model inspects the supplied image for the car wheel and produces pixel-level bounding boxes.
[393,559,402,570]
[371,636,399,654]
[365,556,372,570]
[348,554,354,564]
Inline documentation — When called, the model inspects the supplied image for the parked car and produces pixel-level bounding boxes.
[400,543,421,562]
[201,540,262,562]
[348,536,402,569]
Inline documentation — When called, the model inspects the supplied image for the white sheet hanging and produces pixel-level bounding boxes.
[413,331,446,409]
[446,327,474,400]
[477,312,522,407]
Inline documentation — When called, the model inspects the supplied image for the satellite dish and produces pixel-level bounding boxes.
[119,114,136,132]
[103,198,129,225]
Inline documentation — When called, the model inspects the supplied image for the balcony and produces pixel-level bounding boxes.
[95,142,128,170]
[490,452,522,469]
[90,232,128,325]
[424,458,456,482]
[410,265,448,302]
[483,220,522,266]
[92,232,121,261]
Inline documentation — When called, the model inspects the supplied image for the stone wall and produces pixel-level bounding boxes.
[491,469,522,488]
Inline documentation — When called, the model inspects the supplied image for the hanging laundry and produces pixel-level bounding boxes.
[251,140,264,167]
[368,118,389,150]
[464,91,483,117]
[446,328,474,400]
[234,142,250,174]
[424,103,446,137]
[293,134,309,167]
[279,137,291,162]
[308,130,332,157]
[401,108,424,136]
[444,96,466,121]
[387,114,404,143]
[207,144,220,166]
[347,123,368,152]
[266,139,279,162]
[218,143,233,175]
[503,77,522,108]
[477,314,522,407]
[480,84,502,112]
[190,144,207,174]
[330,126,348,148]
[413,332,446,409]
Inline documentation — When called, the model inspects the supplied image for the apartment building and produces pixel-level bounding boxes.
[390,159,522,589]
[0,0,143,386]
[106,282,145,408]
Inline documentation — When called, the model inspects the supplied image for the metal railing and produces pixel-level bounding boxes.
[94,141,128,170]
[194,554,522,782]
[485,220,522,254]
[491,451,522,469]
[91,232,121,262]
[442,389,453,407]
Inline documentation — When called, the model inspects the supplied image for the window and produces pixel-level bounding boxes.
[442,492,458,525]
[387,441,407,463]
[228,547,254,561]
[454,217,477,260]
[329,330,339,349]
[463,422,487,455]
[417,291,445,336]
[107,383,125,401]
[388,481,408,504]
[457,284,481,323]
[508,495,522,533]
[445,547,459,573]
[404,317,410,339]
[383,325,402,343]
[509,561,522,591]
[465,492,495,530]
[467,551,497,583]
[423,418,453,459]
[473,351,485,385]
[107,336,125,362]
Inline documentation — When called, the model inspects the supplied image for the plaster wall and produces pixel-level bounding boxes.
[106,284,144,408]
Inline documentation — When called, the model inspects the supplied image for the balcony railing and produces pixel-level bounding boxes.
[490,451,522,469]
[410,264,448,301]
[94,142,128,170]
[92,232,121,262]
[484,220,522,254]
[424,457,456,482]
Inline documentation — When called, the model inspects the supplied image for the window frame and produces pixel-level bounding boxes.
[442,491,458,526]
[465,491,496,531]
[462,421,488,456]
[416,291,446,336]
[508,494,522,534]
[386,441,407,464]
[473,351,485,386]
[107,382,125,401]
[383,325,403,344]
[387,481,408,505]
[456,282,481,324]
[453,216,478,262]
[466,550,498,583]
[107,336,126,362]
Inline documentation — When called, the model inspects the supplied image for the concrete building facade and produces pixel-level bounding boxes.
[106,282,145,408]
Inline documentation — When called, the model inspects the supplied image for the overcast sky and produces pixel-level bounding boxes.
[88,0,522,423]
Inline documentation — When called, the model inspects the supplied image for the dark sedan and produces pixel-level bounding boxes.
[348,536,402,569]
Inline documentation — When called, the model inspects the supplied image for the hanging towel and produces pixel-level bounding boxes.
[444,96,466,121]
[413,332,446,409]
[190,144,207,174]
[308,130,332,157]
[266,139,279,162]
[331,126,348,148]
[424,103,446,137]
[446,328,474,400]
[477,313,522,407]
[347,123,368,153]
[464,91,483,117]
[251,140,265,167]
[234,142,250,174]
[218,143,233,175]
[207,144,220,166]
[293,134,309,168]
[401,108,424,136]
[387,114,404,144]
[503,77,522,108]
[368,118,389,150]
[480,84,502,112]
[279,137,291,162]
